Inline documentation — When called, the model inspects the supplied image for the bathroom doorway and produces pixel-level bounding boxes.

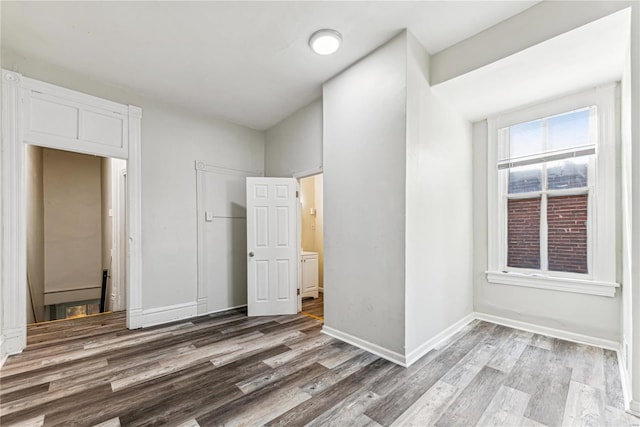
[298,173,324,320]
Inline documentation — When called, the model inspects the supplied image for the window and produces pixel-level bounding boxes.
[486,87,618,297]
[502,108,594,274]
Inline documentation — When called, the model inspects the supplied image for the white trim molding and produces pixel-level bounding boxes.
[474,312,619,350]
[322,325,407,367]
[617,343,633,414]
[486,271,619,297]
[405,312,477,366]
[126,105,143,329]
[1,69,143,360]
[629,400,640,417]
[292,166,323,179]
[323,311,621,370]
[21,76,130,160]
[0,344,7,368]
[135,302,197,329]
[323,312,476,368]
[323,310,621,369]
[487,85,619,297]
[1,70,27,363]
[127,308,144,330]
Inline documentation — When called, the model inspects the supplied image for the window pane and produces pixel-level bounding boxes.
[509,119,543,158]
[509,164,542,194]
[508,197,541,269]
[547,157,589,190]
[548,109,591,151]
[548,194,588,274]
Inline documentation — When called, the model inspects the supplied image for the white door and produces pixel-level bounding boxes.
[246,177,298,316]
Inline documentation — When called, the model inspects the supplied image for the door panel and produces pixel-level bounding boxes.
[301,255,319,299]
[247,177,298,316]
[207,217,247,311]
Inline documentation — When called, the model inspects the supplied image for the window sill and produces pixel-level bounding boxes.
[485,271,619,297]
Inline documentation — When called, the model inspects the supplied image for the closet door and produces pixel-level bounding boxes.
[196,163,257,315]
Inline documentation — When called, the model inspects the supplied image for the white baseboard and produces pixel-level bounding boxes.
[405,312,476,367]
[322,325,407,367]
[134,302,198,329]
[629,400,640,417]
[127,308,143,329]
[0,326,26,368]
[323,313,477,368]
[322,312,622,370]
[197,297,208,315]
[474,312,619,350]
[128,302,246,330]
[0,336,7,369]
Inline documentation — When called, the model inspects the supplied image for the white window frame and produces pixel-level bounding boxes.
[486,85,619,297]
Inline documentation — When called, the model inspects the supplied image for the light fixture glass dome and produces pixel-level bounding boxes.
[309,29,342,55]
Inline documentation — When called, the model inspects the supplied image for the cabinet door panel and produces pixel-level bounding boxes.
[302,255,319,297]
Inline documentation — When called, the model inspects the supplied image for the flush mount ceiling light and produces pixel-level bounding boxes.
[309,29,342,55]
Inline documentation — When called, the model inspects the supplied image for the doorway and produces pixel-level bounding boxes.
[299,173,324,320]
[1,70,142,360]
[25,146,127,323]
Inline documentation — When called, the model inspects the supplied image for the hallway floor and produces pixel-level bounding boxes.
[301,291,324,320]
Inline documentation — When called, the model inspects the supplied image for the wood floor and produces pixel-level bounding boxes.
[1,310,639,427]
[301,292,324,320]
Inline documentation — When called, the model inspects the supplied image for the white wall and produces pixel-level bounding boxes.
[2,49,264,314]
[404,34,474,355]
[265,98,322,177]
[140,103,263,310]
[323,32,408,355]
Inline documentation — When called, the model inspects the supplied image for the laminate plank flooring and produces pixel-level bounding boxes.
[301,292,324,320]
[1,311,639,426]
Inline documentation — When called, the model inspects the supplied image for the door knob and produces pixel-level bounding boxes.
[249,251,254,257]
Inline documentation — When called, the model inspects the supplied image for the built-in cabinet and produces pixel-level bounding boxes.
[301,251,319,299]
